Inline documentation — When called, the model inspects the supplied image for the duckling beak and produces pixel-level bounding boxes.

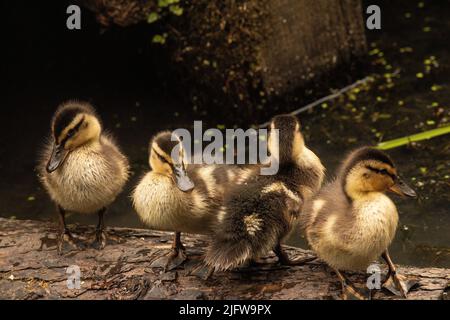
[173,164,195,192]
[389,177,417,198]
[46,143,68,173]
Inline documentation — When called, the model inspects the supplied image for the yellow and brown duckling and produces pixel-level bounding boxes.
[132,131,246,270]
[301,147,417,299]
[202,114,325,275]
[38,101,129,253]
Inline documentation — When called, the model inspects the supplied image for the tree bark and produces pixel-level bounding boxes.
[1,218,447,300]
[259,0,367,95]
[76,0,155,27]
[76,0,367,101]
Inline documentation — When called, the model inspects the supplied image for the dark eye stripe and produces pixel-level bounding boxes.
[152,148,174,168]
[72,116,85,132]
[366,165,396,179]
[60,117,85,146]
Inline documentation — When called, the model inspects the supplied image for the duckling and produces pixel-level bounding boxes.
[203,114,325,274]
[38,101,129,253]
[132,131,243,270]
[301,147,417,299]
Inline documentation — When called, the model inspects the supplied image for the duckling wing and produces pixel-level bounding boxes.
[100,133,130,178]
[187,164,256,199]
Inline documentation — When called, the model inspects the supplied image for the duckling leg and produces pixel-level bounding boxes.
[164,232,187,271]
[274,243,316,266]
[56,205,79,255]
[333,268,367,300]
[382,250,417,298]
[93,208,107,250]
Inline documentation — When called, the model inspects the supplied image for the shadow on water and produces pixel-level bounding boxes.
[1,0,449,267]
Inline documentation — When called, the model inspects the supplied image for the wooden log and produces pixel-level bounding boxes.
[0,217,448,300]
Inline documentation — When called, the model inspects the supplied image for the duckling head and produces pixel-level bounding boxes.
[340,147,417,200]
[149,131,194,192]
[46,101,101,173]
[268,114,304,164]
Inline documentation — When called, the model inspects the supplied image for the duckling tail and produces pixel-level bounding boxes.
[204,237,253,272]
[204,211,282,272]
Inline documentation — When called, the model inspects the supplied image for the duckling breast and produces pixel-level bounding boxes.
[41,143,129,214]
[132,172,185,231]
[351,195,399,257]
[306,193,399,271]
[132,172,216,234]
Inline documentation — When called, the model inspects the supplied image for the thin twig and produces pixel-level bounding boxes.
[258,75,375,128]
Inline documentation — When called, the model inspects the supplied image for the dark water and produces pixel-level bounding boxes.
[1,1,449,268]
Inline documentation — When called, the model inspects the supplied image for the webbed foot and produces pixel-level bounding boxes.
[164,247,187,272]
[332,267,368,300]
[383,272,417,298]
[57,230,80,255]
[381,250,418,298]
[341,280,368,300]
[163,232,188,271]
[279,255,317,266]
[274,243,316,266]
[92,229,107,250]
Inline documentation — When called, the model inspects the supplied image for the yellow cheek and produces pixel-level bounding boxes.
[292,133,303,157]
[64,140,72,149]
[150,156,172,176]
[386,177,395,189]
[160,163,173,176]
[64,132,86,149]
[64,137,77,149]
[362,178,373,191]
[149,154,158,170]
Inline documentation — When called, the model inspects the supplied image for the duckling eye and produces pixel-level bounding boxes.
[366,166,389,176]
[66,129,75,138]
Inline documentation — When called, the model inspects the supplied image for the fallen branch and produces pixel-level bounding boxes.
[0,218,448,300]
[258,75,375,128]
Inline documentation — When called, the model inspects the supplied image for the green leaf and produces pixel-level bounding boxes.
[152,34,166,44]
[376,125,450,150]
[147,12,159,24]
[158,0,169,8]
[169,5,183,16]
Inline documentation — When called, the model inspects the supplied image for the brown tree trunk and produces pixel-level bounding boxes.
[259,0,367,95]
[0,218,448,300]
[76,0,367,101]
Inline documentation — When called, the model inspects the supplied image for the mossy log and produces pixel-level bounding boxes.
[0,218,448,300]
[76,0,367,109]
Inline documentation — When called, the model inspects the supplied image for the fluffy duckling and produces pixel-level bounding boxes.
[38,101,129,253]
[301,147,417,299]
[133,131,244,270]
[203,114,325,274]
